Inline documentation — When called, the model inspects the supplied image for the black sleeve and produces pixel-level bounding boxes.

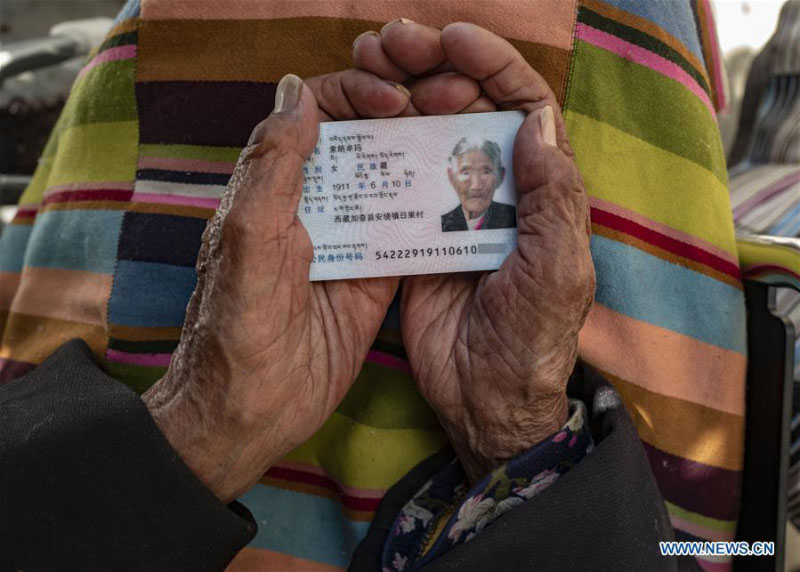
[0,339,256,572]
[350,362,702,572]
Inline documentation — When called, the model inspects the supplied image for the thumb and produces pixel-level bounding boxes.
[183,76,320,345]
[512,106,589,240]
[236,74,321,212]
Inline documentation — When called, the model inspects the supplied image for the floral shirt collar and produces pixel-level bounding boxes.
[382,400,594,572]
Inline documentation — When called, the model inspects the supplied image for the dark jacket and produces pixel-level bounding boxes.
[0,340,690,572]
[440,200,517,232]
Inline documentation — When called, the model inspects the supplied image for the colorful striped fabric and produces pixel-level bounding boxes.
[730,164,800,237]
[0,1,744,570]
[737,237,800,291]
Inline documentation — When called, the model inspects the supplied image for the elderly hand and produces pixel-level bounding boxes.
[141,71,410,503]
[354,22,595,481]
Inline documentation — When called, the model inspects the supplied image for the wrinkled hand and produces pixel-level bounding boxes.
[141,72,410,503]
[354,22,595,481]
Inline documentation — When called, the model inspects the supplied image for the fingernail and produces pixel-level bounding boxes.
[387,81,411,98]
[353,30,380,49]
[538,105,557,148]
[381,17,414,32]
[274,74,303,114]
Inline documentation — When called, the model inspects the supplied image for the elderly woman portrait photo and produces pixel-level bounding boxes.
[441,137,517,232]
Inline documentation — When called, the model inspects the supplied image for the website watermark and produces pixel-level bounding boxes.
[660,541,775,557]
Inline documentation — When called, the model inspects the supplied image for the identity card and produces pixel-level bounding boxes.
[298,111,525,281]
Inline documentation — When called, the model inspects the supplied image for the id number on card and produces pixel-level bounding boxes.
[374,245,480,261]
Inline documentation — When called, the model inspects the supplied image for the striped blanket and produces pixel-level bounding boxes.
[0,1,745,570]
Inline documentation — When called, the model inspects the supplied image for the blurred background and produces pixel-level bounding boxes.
[0,1,124,179]
[1,0,124,41]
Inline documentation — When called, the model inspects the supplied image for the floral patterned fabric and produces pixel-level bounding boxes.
[382,400,593,571]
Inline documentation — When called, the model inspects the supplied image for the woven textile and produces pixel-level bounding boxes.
[738,238,800,290]
[0,1,744,570]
